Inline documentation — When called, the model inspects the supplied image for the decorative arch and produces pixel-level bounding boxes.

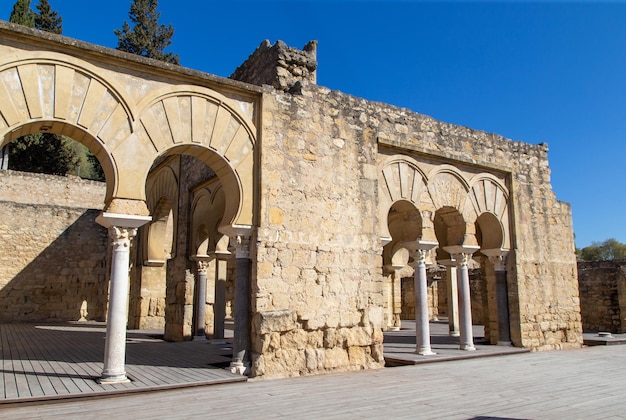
[144,165,179,264]
[378,156,429,242]
[466,174,511,250]
[135,87,256,228]
[426,165,471,212]
[0,53,136,203]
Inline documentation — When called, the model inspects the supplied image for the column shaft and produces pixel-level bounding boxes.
[495,268,511,345]
[193,258,210,341]
[447,264,460,337]
[100,227,135,383]
[415,250,435,355]
[213,257,228,342]
[230,234,251,375]
[457,254,475,351]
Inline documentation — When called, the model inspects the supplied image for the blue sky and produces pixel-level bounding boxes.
[6,1,626,248]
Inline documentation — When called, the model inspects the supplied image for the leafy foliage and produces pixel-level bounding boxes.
[34,0,62,34]
[9,0,34,27]
[8,133,79,176]
[114,0,179,64]
[577,238,626,261]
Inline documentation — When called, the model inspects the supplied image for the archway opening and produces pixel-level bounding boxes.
[382,200,422,331]
[0,121,113,324]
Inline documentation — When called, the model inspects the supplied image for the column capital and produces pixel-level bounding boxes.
[191,254,214,274]
[444,245,479,268]
[482,249,509,272]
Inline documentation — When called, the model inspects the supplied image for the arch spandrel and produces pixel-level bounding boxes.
[0,55,135,143]
[426,165,471,213]
[378,156,429,241]
[133,87,257,227]
[465,174,511,250]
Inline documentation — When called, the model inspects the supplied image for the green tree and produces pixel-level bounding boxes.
[8,133,79,176]
[9,0,35,28]
[114,0,179,64]
[34,0,62,34]
[578,238,626,261]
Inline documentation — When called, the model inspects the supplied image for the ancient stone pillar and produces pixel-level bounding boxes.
[406,240,438,355]
[230,232,252,375]
[212,250,229,343]
[413,244,437,355]
[192,255,213,341]
[483,249,511,345]
[445,245,479,351]
[96,212,151,384]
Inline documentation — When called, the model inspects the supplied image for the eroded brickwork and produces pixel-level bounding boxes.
[0,171,108,321]
[578,260,626,333]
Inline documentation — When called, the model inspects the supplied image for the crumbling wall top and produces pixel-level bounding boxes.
[230,39,318,92]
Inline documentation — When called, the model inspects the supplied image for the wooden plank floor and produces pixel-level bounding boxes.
[0,322,246,403]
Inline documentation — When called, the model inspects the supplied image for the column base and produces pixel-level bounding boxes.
[460,344,476,351]
[97,373,130,384]
[193,335,207,341]
[449,331,460,337]
[497,340,512,346]
[228,361,250,376]
[416,348,437,356]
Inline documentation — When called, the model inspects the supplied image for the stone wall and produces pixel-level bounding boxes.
[249,39,581,377]
[0,170,108,321]
[577,260,626,333]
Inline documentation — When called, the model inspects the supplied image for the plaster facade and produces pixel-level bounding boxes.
[0,22,582,380]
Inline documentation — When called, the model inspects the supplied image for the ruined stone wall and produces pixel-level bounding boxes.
[231,40,317,91]
[253,57,580,377]
[253,84,385,378]
[0,171,108,321]
[577,260,626,333]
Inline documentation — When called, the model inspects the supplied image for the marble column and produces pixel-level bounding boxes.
[212,251,229,344]
[229,233,252,375]
[407,240,438,356]
[96,212,151,384]
[445,245,479,351]
[192,255,213,341]
[483,249,511,346]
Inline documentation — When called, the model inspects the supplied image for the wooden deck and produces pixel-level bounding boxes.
[0,322,246,404]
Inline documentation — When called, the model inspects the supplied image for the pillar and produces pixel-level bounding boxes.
[212,251,229,343]
[229,232,252,375]
[440,259,460,337]
[408,240,438,356]
[96,212,151,384]
[445,245,479,351]
[484,249,511,345]
[192,255,213,341]
[391,269,402,330]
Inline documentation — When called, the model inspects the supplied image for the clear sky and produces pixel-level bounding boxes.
[6,1,626,248]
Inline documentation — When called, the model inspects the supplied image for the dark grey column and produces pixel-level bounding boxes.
[489,252,511,345]
[192,255,212,341]
[229,234,251,375]
[212,253,228,343]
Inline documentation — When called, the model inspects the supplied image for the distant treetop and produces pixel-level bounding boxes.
[114,0,179,65]
[577,238,626,261]
[9,0,35,28]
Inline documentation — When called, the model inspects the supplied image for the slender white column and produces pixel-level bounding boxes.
[414,248,436,355]
[192,255,212,341]
[229,232,252,375]
[212,252,228,343]
[445,245,479,351]
[96,213,151,384]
